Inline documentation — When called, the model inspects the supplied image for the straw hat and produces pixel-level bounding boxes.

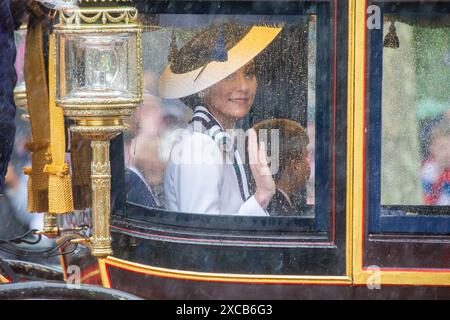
[158,22,282,99]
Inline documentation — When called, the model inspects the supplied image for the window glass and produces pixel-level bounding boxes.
[124,13,325,221]
[380,17,450,209]
[368,6,450,234]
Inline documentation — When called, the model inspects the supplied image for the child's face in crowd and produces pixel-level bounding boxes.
[431,135,450,170]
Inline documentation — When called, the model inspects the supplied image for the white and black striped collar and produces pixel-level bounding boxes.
[192,106,225,129]
[191,106,249,201]
[191,106,233,148]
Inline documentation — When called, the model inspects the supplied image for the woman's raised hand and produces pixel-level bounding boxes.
[248,128,276,209]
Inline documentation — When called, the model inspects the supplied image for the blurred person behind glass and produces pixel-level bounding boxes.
[124,72,190,207]
[421,118,450,205]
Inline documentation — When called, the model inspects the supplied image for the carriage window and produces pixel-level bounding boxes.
[368,6,450,233]
[123,11,333,231]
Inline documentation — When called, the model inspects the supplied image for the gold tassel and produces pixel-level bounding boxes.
[46,33,74,214]
[24,20,51,213]
[23,143,50,213]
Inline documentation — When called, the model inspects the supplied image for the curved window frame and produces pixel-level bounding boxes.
[110,0,350,277]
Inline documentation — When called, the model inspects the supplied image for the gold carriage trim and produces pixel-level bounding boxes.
[0,273,10,284]
[59,7,139,26]
[98,257,352,287]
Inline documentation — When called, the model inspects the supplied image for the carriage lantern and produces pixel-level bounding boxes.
[54,0,143,257]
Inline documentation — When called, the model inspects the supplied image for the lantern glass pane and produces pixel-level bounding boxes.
[57,32,138,104]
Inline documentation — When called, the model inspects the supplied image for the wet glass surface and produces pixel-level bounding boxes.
[56,32,138,103]
[380,18,450,209]
[125,14,321,219]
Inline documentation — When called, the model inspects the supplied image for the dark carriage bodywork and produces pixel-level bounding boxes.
[61,0,450,299]
[3,0,450,300]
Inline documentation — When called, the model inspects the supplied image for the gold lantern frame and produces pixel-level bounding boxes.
[53,2,143,257]
[54,6,143,120]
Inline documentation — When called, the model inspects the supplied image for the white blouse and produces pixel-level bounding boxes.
[164,107,268,216]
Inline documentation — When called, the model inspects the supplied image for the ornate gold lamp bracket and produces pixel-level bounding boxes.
[54,1,143,257]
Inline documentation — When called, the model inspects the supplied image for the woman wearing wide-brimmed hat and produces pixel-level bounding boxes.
[159,22,282,215]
